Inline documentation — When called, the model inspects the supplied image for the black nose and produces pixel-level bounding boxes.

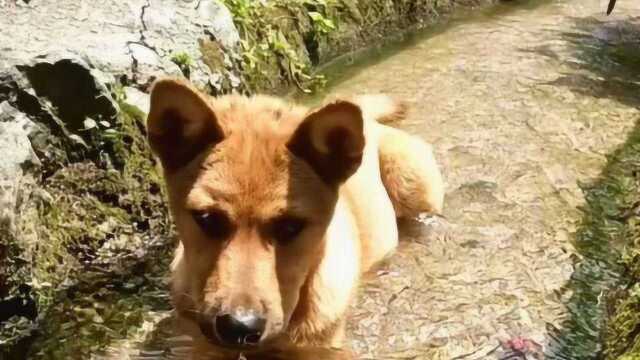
[213,311,266,346]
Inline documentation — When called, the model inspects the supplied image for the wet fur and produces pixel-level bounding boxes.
[146,79,445,353]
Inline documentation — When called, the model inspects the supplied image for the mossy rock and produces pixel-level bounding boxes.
[0,54,172,359]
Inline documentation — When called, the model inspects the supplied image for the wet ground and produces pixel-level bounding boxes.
[312,0,640,358]
[100,0,640,359]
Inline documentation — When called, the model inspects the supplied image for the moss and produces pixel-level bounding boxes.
[589,124,640,360]
[29,279,171,359]
[170,51,195,78]
[547,118,640,359]
[26,93,172,358]
[606,238,640,358]
[211,0,472,94]
[211,0,322,94]
[607,284,640,359]
[0,88,173,359]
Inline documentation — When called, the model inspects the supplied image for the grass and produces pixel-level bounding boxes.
[602,126,640,358]
[548,119,640,359]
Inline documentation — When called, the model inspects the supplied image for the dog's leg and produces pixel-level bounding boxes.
[378,124,445,219]
[329,318,348,348]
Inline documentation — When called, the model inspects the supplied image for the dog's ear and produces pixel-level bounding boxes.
[147,78,224,171]
[287,100,365,185]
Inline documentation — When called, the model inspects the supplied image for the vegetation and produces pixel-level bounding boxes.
[0,89,173,359]
[215,0,339,93]
[548,119,640,360]
[170,51,195,78]
[602,125,640,359]
[209,0,452,94]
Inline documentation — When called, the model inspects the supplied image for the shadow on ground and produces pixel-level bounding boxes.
[526,15,640,108]
[521,15,640,360]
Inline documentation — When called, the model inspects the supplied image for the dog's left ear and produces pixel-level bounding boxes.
[287,100,365,185]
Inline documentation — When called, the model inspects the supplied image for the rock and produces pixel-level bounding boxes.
[0,50,122,320]
[0,44,171,360]
[0,0,241,89]
[127,42,183,86]
[0,101,39,234]
[15,53,119,132]
[0,102,41,358]
[196,0,241,49]
[0,52,122,164]
[124,86,151,114]
[142,0,241,88]
[0,1,141,77]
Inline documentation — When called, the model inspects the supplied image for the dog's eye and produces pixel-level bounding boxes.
[270,216,306,244]
[192,210,233,240]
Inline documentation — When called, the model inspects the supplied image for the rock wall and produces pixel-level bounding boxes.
[0,53,172,358]
[0,0,496,357]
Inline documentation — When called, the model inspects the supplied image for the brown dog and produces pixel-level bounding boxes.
[146,78,444,355]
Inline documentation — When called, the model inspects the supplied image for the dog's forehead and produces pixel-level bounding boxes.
[183,95,333,217]
[199,134,287,191]
[212,94,307,131]
[191,151,332,222]
[188,134,326,218]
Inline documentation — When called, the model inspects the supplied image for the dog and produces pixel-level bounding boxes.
[146,78,444,355]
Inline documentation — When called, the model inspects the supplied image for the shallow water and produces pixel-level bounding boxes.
[101,0,640,358]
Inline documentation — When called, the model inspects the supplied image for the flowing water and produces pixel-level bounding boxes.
[99,0,640,358]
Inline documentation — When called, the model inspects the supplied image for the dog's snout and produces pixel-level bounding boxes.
[214,309,266,346]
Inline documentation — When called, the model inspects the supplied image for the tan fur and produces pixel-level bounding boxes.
[147,78,445,354]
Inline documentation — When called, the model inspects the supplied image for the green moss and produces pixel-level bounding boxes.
[211,0,468,95]
[214,0,330,93]
[170,51,195,78]
[548,120,640,359]
[606,233,640,358]
[607,284,640,359]
[0,88,173,359]
[27,92,172,358]
[29,280,171,359]
[594,125,640,360]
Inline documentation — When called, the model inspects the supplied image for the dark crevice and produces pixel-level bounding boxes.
[303,31,320,65]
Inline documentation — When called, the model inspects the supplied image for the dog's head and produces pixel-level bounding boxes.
[147,79,365,349]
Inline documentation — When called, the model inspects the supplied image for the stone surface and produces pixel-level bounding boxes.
[0,101,38,234]
[0,0,241,89]
[124,86,151,113]
[0,48,171,359]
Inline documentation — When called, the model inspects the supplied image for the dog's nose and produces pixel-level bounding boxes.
[214,310,266,346]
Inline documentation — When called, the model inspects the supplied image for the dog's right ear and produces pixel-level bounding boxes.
[146,78,224,172]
